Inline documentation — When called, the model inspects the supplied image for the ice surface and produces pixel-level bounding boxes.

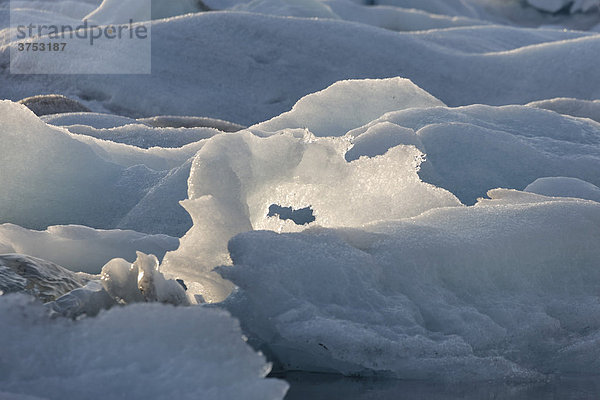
[42,112,141,129]
[0,101,198,235]
[527,98,600,123]
[346,104,600,204]
[160,131,460,302]
[18,95,91,116]
[138,115,246,132]
[0,294,288,400]
[0,254,89,302]
[253,77,445,137]
[0,101,161,230]
[2,12,599,124]
[85,0,209,24]
[527,0,600,13]
[60,123,219,149]
[220,190,600,380]
[47,252,190,318]
[0,224,178,274]
[525,177,600,202]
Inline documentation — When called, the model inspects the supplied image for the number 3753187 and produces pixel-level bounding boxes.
[17,42,67,51]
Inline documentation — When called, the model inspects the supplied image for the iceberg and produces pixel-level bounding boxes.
[0,294,288,400]
[220,190,600,380]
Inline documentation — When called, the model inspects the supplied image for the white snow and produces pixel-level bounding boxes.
[0,294,288,400]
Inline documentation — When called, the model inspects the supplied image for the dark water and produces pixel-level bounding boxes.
[279,372,600,400]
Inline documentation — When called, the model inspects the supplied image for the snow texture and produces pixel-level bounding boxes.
[221,190,600,380]
[0,294,288,400]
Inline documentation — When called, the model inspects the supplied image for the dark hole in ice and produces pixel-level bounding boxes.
[267,204,316,225]
[176,279,187,291]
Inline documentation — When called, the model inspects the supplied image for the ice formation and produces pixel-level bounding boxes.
[252,77,445,137]
[221,191,600,380]
[1,0,600,391]
[527,97,600,123]
[0,224,178,274]
[525,177,600,202]
[0,254,89,302]
[2,11,600,124]
[160,130,460,302]
[0,294,288,400]
[346,104,600,204]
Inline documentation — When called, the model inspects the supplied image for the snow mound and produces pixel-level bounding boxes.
[0,224,178,274]
[0,294,288,400]
[346,104,600,204]
[3,12,598,125]
[527,0,600,13]
[85,0,209,24]
[232,0,339,19]
[220,190,600,380]
[525,177,600,202]
[527,97,600,123]
[160,131,460,302]
[252,77,445,137]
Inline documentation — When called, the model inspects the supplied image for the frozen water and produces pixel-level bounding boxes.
[0,101,200,235]
[2,12,599,124]
[0,224,179,274]
[346,104,600,204]
[85,0,209,24]
[527,98,600,123]
[220,190,600,380]
[0,254,89,302]
[0,294,288,400]
[525,177,600,202]
[252,77,445,137]
[160,131,460,302]
[42,112,141,129]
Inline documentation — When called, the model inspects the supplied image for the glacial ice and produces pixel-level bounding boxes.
[2,11,599,124]
[0,101,200,235]
[160,130,460,302]
[0,224,179,274]
[220,190,600,380]
[252,77,445,137]
[525,177,600,202]
[0,254,89,302]
[527,97,600,123]
[346,104,600,204]
[0,294,288,400]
